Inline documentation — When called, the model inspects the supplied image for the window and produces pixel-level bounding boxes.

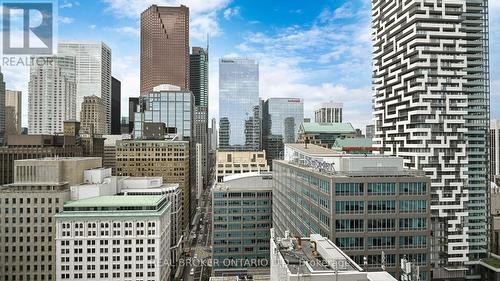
[399,200,426,213]
[367,219,396,231]
[335,237,364,250]
[367,183,396,195]
[335,201,364,214]
[335,183,363,196]
[399,182,427,195]
[367,236,396,249]
[400,236,427,249]
[335,219,364,232]
[399,218,427,231]
[367,200,396,213]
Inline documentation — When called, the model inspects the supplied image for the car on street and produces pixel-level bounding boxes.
[190,268,195,276]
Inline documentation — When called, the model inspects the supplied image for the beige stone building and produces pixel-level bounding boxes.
[215,150,270,182]
[116,139,190,229]
[80,95,107,135]
[5,90,22,137]
[0,157,101,281]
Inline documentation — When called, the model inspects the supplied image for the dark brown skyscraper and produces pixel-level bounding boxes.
[140,5,189,94]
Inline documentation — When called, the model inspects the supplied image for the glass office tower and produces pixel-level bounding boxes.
[218,58,259,150]
[134,85,194,141]
[263,98,304,143]
[262,98,304,165]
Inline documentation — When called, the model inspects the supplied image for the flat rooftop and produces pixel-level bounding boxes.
[214,172,273,192]
[16,157,101,162]
[63,195,164,208]
[276,235,359,274]
[56,195,170,219]
[274,234,398,280]
[286,143,341,156]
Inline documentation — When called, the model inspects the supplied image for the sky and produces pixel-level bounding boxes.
[2,0,500,131]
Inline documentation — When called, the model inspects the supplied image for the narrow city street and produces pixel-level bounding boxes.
[181,181,213,281]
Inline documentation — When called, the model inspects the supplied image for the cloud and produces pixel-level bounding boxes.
[190,12,222,40]
[58,16,74,24]
[223,6,240,20]
[105,26,140,36]
[102,0,232,41]
[208,0,374,128]
[60,0,79,9]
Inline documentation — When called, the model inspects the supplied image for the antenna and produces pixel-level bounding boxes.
[206,33,210,53]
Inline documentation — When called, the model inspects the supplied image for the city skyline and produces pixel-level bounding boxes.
[2,0,499,131]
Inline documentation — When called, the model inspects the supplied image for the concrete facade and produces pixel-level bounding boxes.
[216,150,270,182]
[55,195,171,281]
[273,144,431,280]
[0,157,101,281]
[211,172,273,276]
[116,140,190,230]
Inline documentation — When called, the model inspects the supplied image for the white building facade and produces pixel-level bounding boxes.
[28,55,76,134]
[314,102,342,123]
[372,0,490,276]
[55,195,171,281]
[58,41,112,133]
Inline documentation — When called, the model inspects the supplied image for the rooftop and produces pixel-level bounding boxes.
[286,143,341,156]
[300,122,355,134]
[277,234,359,274]
[333,137,374,148]
[63,195,164,208]
[273,233,397,280]
[214,172,273,192]
[15,157,100,162]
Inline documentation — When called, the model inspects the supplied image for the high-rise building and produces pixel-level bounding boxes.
[262,98,304,165]
[80,95,107,135]
[365,124,375,139]
[190,47,209,108]
[372,0,490,275]
[5,90,22,137]
[270,233,398,281]
[215,150,270,182]
[28,55,76,135]
[273,144,431,279]
[102,134,127,175]
[116,139,190,230]
[211,172,273,275]
[209,118,218,152]
[0,72,5,146]
[219,58,259,150]
[191,47,209,185]
[128,97,140,134]
[140,5,189,93]
[133,84,194,141]
[0,135,84,184]
[55,195,171,281]
[491,120,500,181]
[0,157,101,281]
[111,77,121,134]
[314,102,343,123]
[58,41,112,133]
[245,104,262,151]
